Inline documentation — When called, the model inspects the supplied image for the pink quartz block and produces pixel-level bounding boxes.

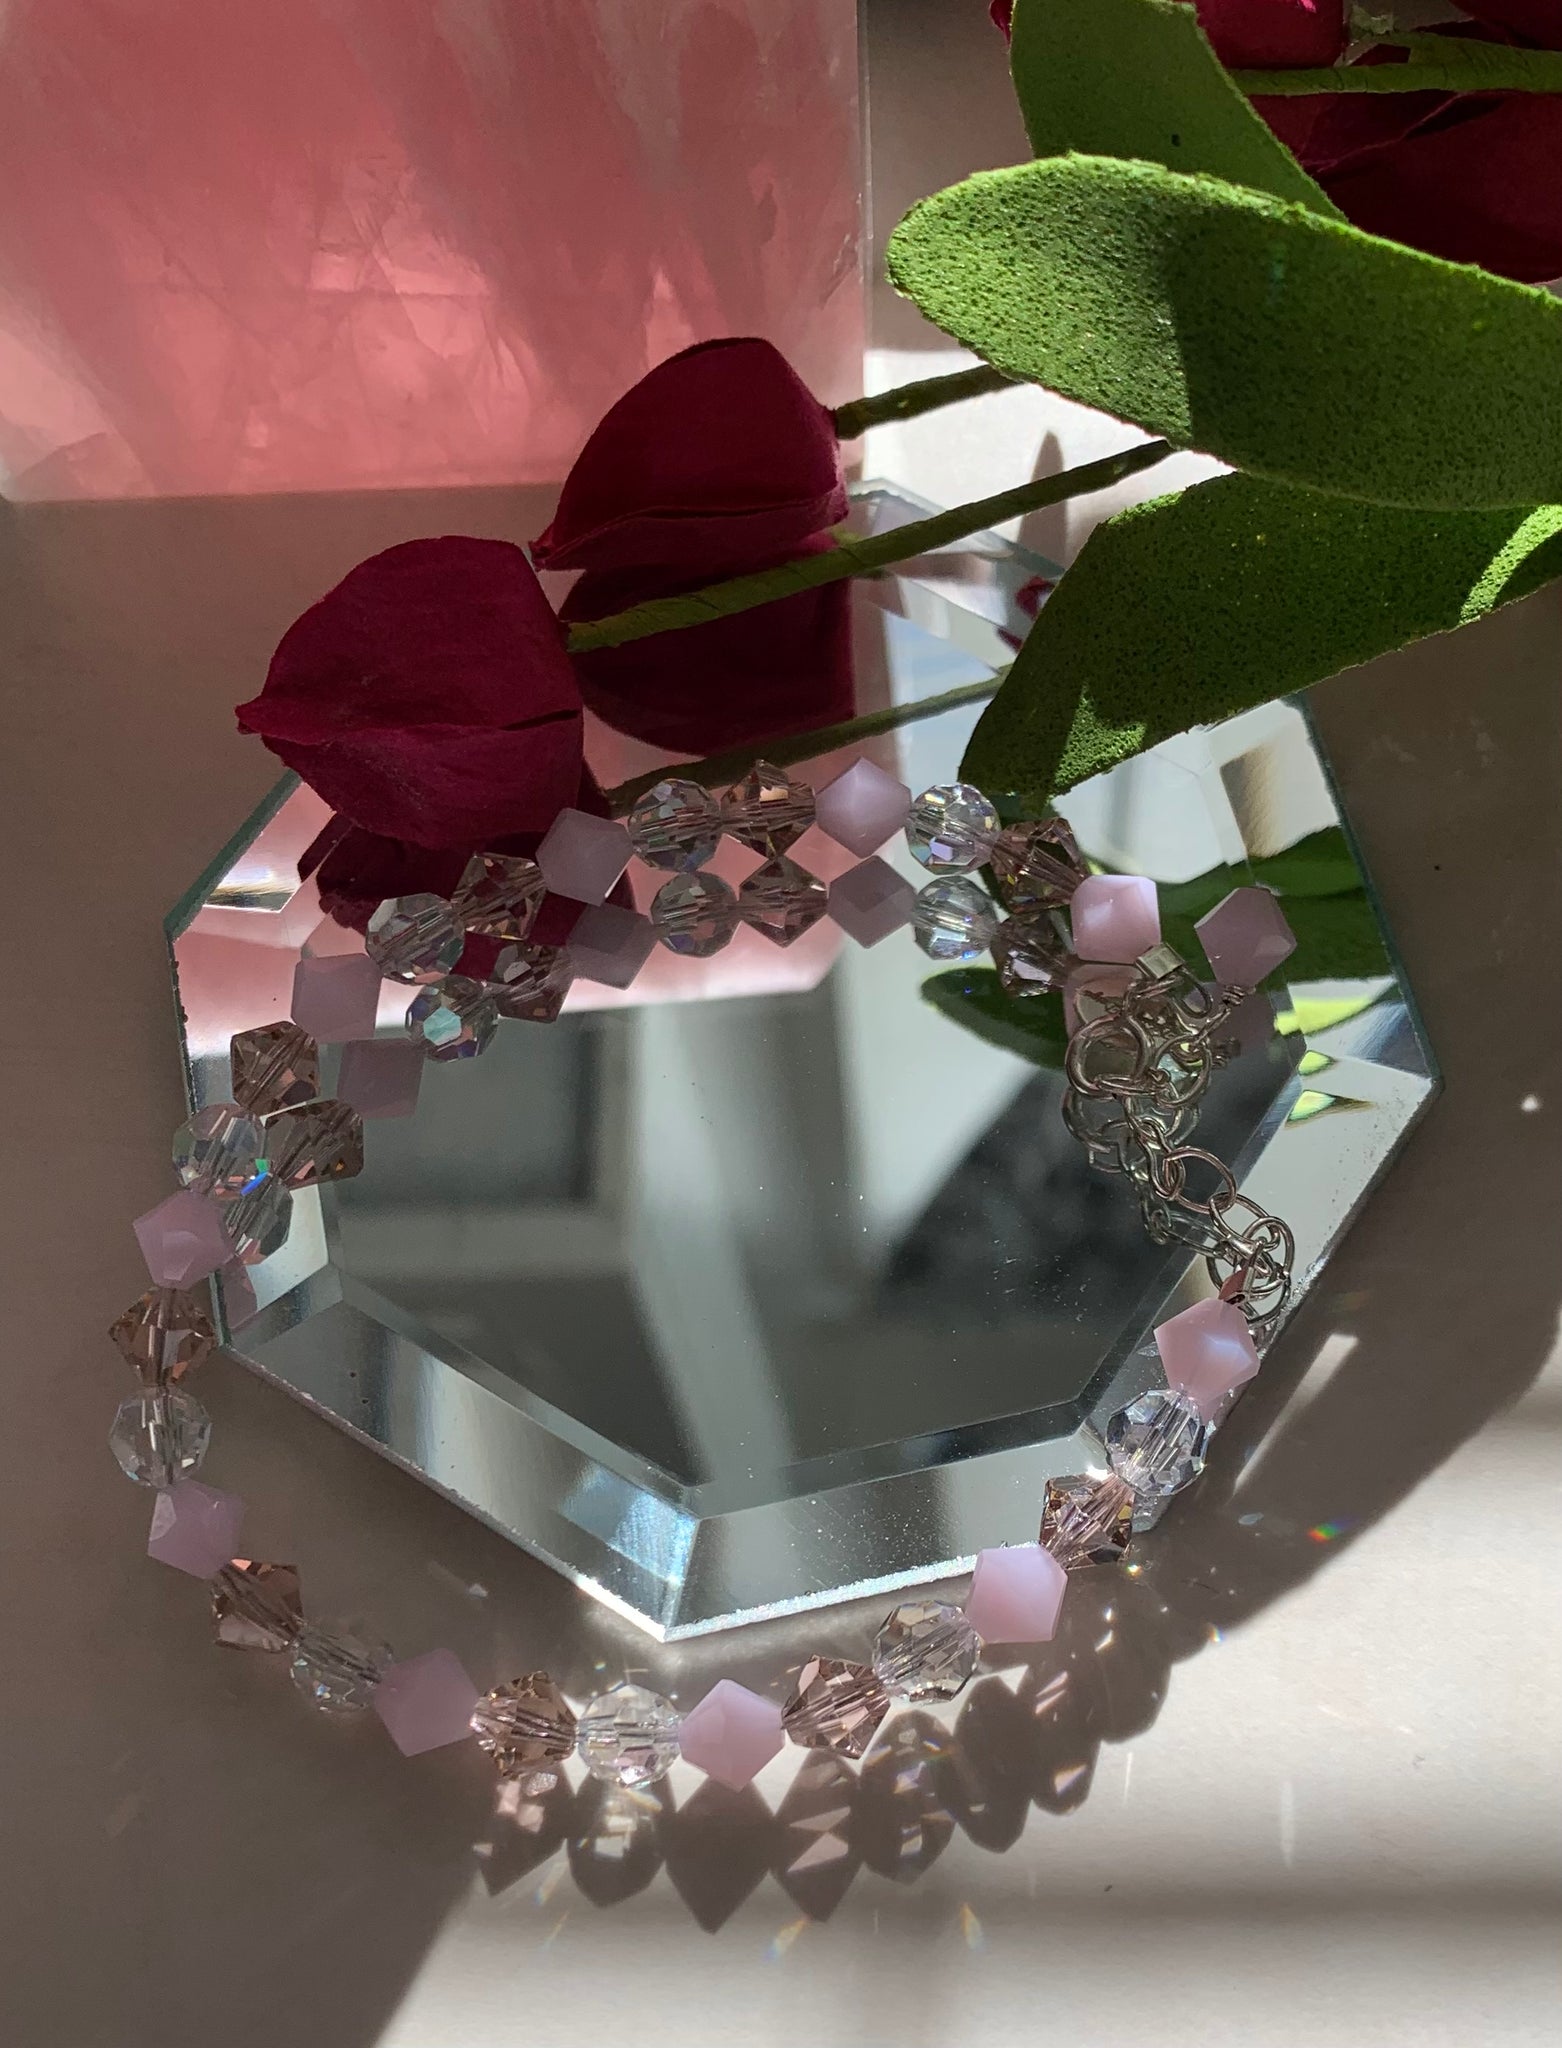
[828,856,916,947]
[372,1648,481,1757]
[678,1678,785,1790]
[814,759,913,858]
[568,903,656,989]
[1155,1297,1261,1420]
[1063,961,1139,1035]
[134,1189,233,1288]
[965,1542,1068,1645]
[1070,874,1161,964]
[535,810,633,906]
[147,1479,246,1579]
[336,1035,425,1119]
[1195,886,1298,987]
[290,953,383,1043]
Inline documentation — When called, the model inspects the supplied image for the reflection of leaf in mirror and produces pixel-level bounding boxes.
[1287,1089,1371,1125]
[921,967,1070,1070]
[1155,827,1360,920]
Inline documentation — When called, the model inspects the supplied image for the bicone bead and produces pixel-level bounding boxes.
[290,1622,393,1713]
[262,1097,365,1186]
[110,1387,211,1487]
[365,895,465,984]
[134,1188,232,1288]
[535,808,632,905]
[911,876,999,962]
[677,1679,785,1790]
[827,856,915,947]
[567,903,656,988]
[471,1673,577,1777]
[873,1600,979,1702]
[989,816,1087,911]
[814,758,912,858]
[781,1656,890,1759]
[1195,885,1298,987]
[1039,1473,1135,1570]
[627,778,724,872]
[212,1559,303,1651]
[289,952,383,1043]
[489,941,574,1021]
[172,1102,264,1199]
[1106,1388,1210,1497]
[146,1478,246,1578]
[1154,1297,1261,1420]
[109,1286,217,1385]
[738,856,829,946]
[991,906,1073,996]
[650,871,739,956]
[335,1036,424,1119]
[372,1649,481,1756]
[904,782,999,871]
[451,852,545,942]
[405,976,498,1061]
[229,1021,320,1114]
[1070,873,1161,964]
[577,1682,681,1787]
[722,761,815,853]
[964,1542,1067,1645]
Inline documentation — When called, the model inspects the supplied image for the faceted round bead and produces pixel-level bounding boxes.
[989,817,1088,911]
[781,1656,890,1759]
[222,1174,293,1266]
[109,1286,217,1386]
[172,1101,264,1199]
[229,1020,320,1114]
[289,1622,393,1714]
[722,761,815,853]
[627,777,724,872]
[873,1600,979,1703]
[904,782,1000,871]
[576,1682,681,1788]
[365,894,465,984]
[650,871,739,956]
[738,855,829,946]
[990,907,1074,996]
[489,942,574,1023]
[451,853,545,942]
[911,876,1000,962]
[1106,1388,1211,1498]
[405,976,498,1061]
[471,1672,578,1778]
[109,1387,211,1487]
[1040,1473,1136,1569]
[262,1097,364,1188]
[212,1559,303,1651]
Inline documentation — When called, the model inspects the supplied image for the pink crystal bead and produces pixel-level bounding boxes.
[1070,874,1161,964]
[964,1542,1068,1644]
[212,1559,302,1651]
[568,903,656,988]
[1155,1296,1261,1419]
[781,1656,890,1759]
[535,808,632,906]
[289,953,383,1043]
[814,759,913,858]
[146,1479,246,1579]
[1195,885,1298,987]
[336,1036,425,1120]
[678,1679,785,1790]
[133,1188,233,1288]
[827,856,916,947]
[372,1648,482,1757]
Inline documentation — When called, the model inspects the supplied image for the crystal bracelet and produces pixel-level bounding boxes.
[108,757,1298,1789]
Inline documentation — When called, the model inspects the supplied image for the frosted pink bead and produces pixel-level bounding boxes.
[1155,1297,1261,1419]
[336,1036,424,1119]
[290,953,383,1043]
[1070,873,1161,963]
[814,759,913,858]
[678,1678,785,1789]
[1195,886,1297,987]
[828,856,916,947]
[134,1189,233,1288]
[536,809,632,906]
[147,1479,246,1579]
[372,1649,481,1757]
[568,903,656,988]
[965,1542,1067,1645]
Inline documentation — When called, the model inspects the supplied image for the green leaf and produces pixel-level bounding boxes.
[1233,34,1562,97]
[921,968,1070,1070]
[1156,829,1361,919]
[960,474,1562,806]
[1009,0,1335,215]
[885,155,1562,511]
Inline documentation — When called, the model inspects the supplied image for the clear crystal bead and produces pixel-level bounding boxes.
[365,894,465,984]
[172,1102,265,1199]
[109,1286,216,1386]
[288,1622,392,1713]
[627,777,724,871]
[990,906,1075,996]
[650,871,740,956]
[722,761,815,853]
[1106,1388,1211,1498]
[471,1672,578,1777]
[405,975,498,1060]
[229,1021,320,1114]
[782,1656,890,1759]
[911,876,1000,962]
[738,855,829,946]
[222,1173,293,1265]
[989,816,1088,911]
[451,853,545,942]
[904,782,1000,871]
[576,1682,681,1787]
[489,942,574,1023]
[212,1559,303,1650]
[261,1097,364,1187]
[109,1386,211,1486]
[1040,1472,1136,1568]
[873,1600,979,1703]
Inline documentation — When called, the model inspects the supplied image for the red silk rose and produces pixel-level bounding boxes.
[535,337,856,753]
[236,537,585,848]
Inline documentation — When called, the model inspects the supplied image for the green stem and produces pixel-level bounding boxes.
[831,362,1015,441]
[601,673,1010,814]
[567,438,1173,656]
[1233,37,1562,96]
